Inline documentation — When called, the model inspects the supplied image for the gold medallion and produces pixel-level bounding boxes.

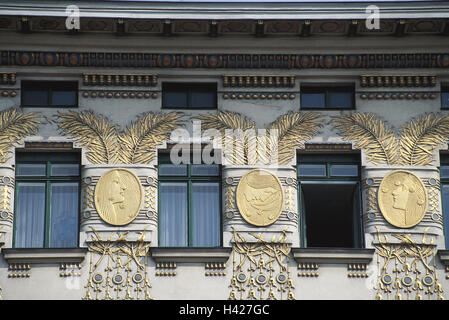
[378,170,427,228]
[94,168,143,226]
[236,169,284,226]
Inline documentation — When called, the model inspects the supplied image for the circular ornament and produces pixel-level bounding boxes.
[236,169,284,227]
[94,168,143,226]
[378,170,427,228]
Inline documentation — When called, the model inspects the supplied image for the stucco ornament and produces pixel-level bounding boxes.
[378,170,427,228]
[236,169,283,226]
[94,168,143,226]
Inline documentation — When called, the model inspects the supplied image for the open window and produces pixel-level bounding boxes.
[297,153,363,248]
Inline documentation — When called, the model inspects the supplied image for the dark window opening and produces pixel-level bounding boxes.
[300,85,355,110]
[21,81,78,108]
[297,153,362,248]
[162,83,217,109]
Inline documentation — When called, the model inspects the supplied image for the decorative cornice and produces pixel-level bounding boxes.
[360,74,436,87]
[83,73,158,87]
[223,75,295,88]
[2,51,449,69]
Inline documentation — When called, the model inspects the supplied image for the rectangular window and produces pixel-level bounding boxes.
[158,151,221,247]
[300,85,355,110]
[440,154,449,248]
[162,83,217,109]
[14,152,80,248]
[297,153,362,248]
[21,81,78,108]
[442,84,449,109]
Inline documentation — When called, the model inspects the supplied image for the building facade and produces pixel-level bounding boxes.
[0,0,449,300]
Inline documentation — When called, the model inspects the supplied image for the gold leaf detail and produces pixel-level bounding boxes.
[330,113,399,165]
[0,108,41,163]
[399,113,449,166]
[56,110,119,164]
[193,111,255,165]
[118,112,184,164]
[267,112,323,165]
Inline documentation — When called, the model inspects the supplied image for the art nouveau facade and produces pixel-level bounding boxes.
[0,0,449,300]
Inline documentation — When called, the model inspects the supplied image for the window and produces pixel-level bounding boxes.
[14,152,80,248]
[442,84,449,109]
[21,81,78,107]
[162,83,217,109]
[297,153,362,248]
[440,155,449,248]
[300,85,355,109]
[158,151,221,247]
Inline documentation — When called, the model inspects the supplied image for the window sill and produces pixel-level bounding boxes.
[2,248,88,265]
[150,247,232,263]
[291,248,375,264]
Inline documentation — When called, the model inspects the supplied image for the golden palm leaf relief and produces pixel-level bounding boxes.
[267,112,323,165]
[192,111,256,165]
[399,113,449,166]
[0,108,42,163]
[331,113,399,165]
[56,110,185,164]
[331,112,449,166]
[56,110,120,164]
[193,111,323,165]
[118,112,184,164]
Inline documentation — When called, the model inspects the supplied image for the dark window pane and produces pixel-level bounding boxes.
[298,164,327,177]
[163,91,188,108]
[22,89,48,106]
[15,182,46,248]
[49,182,79,248]
[16,163,46,176]
[51,90,77,106]
[191,91,216,108]
[442,92,449,109]
[51,164,79,176]
[301,93,325,108]
[159,182,188,246]
[330,164,358,177]
[328,92,353,108]
[191,164,220,176]
[441,166,449,178]
[159,164,188,176]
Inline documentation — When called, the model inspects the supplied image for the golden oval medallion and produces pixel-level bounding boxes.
[94,168,143,226]
[378,170,427,228]
[236,169,284,226]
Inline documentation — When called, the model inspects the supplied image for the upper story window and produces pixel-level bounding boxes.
[162,83,217,109]
[14,152,80,248]
[21,81,78,108]
[297,153,363,248]
[300,84,355,110]
[442,84,449,109]
[158,151,221,247]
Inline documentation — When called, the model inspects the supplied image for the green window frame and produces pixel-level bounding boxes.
[13,152,80,248]
[158,152,222,247]
[439,154,449,248]
[297,153,363,248]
